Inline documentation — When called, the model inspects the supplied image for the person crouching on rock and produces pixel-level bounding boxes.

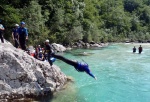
[37,50,44,61]
[138,45,143,54]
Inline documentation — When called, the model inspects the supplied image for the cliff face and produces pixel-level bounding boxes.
[0,42,67,99]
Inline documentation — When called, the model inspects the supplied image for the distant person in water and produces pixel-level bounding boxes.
[138,45,143,54]
[133,46,136,53]
[52,54,97,80]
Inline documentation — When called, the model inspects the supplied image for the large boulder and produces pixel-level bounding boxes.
[52,43,66,52]
[90,43,102,47]
[0,42,67,99]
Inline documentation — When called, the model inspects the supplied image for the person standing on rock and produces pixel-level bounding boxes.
[12,24,19,48]
[0,20,5,43]
[44,39,54,66]
[17,22,28,51]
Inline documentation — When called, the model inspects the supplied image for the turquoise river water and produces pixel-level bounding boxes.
[38,43,150,102]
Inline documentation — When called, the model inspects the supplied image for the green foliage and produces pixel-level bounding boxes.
[20,0,48,45]
[1,0,150,46]
[124,0,142,13]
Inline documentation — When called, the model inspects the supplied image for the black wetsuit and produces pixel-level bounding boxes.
[53,54,77,67]
[12,28,19,48]
[45,44,54,66]
[133,47,136,53]
[139,47,142,54]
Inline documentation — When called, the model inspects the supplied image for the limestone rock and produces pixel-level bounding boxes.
[90,43,102,47]
[0,42,67,99]
[52,43,66,52]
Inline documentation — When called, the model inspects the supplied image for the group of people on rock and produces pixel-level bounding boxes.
[1,21,27,47]
[133,45,143,54]
[27,41,56,64]
[26,45,44,61]
[11,22,28,50]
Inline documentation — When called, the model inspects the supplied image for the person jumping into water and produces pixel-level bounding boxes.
[44,39,97,80]
[52,54,97,80]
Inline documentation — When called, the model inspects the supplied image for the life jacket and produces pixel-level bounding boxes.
[45,44,54,53]
[12,28,18,38]
[18,27,27,39]
[30,53,35,57]
[38,53,43,58]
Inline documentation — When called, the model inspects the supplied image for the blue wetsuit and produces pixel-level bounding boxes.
[75,62,96,79]
[52,54,96,79]
[17,27,28,50]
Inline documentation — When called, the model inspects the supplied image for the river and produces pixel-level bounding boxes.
[37,43,150,102]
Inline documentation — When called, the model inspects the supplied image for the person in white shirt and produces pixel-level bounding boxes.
[0,20,5,43]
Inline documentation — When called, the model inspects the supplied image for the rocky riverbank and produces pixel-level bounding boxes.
[0,41,68,101]
[72,40,109,48]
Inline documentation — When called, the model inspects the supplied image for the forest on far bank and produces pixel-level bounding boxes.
[1,0,150,46]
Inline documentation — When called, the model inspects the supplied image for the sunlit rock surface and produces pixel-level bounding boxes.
[0,41,67,99]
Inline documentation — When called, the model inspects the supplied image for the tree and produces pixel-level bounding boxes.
[21,0,49,45]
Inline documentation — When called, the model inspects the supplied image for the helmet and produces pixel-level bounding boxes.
[20,22,25,25]
[45,39,49,42]
[15,24,19,26]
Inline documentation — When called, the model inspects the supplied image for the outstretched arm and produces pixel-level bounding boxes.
[86,72,97,80]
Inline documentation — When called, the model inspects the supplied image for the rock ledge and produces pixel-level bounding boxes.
[0,42,67,100]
